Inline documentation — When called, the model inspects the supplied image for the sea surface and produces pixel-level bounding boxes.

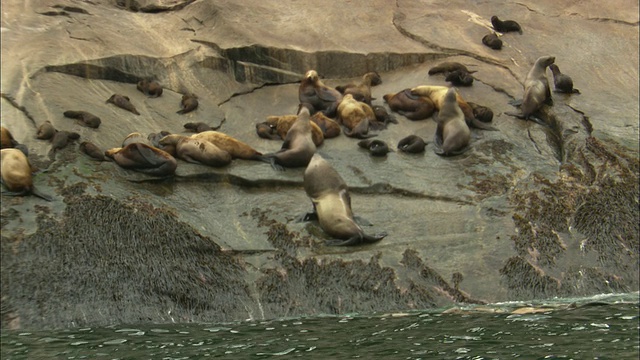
[1,293,638,359]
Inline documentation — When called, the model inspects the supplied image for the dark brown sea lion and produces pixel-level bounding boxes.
[358,139,391,157]
[310,112,341,138]
[136,79,163,97]
[298,70,343,117]
[106,94,140,115]
[301,153,387,246]
[264,114,324,146]
[159,134,232,167]
[256,122,280,140]
[50,130,80,155]
[63,110,101,128]
[445,70,475,87]
[491,16,523,34]
[505,55,556,126]
[372,105,398,127]
[336,94,378,139]
[482,33,503,50]
[1,126,18,149]
[549,64,580,94]
[191,131,263,161]
[335,72,382,105]
[432,87,470,156]
[397,135,426,153]
[122,132,150,147]
[383,89,435,121]
[147,131,176,156]
[262,104,317,171]
[1,148,52,201]
[36,121,56,140]
[468,102,494,123]
[79,141,106,161]
[183,122,219,133]
[428,62,477,75]
[105,143,177,177]
[177,93,199,114]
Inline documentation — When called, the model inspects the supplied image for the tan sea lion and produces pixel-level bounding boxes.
[505,55,556,126]
[159,134,232,167]
[79,141,106,161]
[358,139,391,157]
[311,112,341,138]
[36,121,56,140]
[191,131,263,161]
[482,33,503,50]
[491,16,523,34]
[432,87,470,156]
[1,126,18,149]
[1,148,52,201]
[105,143,177,177]
[397,135,427,153]
[177,93,199,114]
[137,79,163,97]
[383,89,435,121]
[335,72,382,105]
[428,62,477,75]
[264,114,324,146]
[262,104,317,171]
[298,70,343,117]
[63,110,101,128]
[336,94,378,139]
[301,153,387,246]
[549,64,580,94]
[122,132,150,147]
[106,94,140,115]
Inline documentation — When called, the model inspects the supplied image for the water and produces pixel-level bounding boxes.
[2,294,638,359]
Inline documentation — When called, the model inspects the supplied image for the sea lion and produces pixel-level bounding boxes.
[147,131,176,156]
[106,94,140,115]
[410,85,497,131]
[183,122,219,133]
[298,70,343,117]
[445,70,474,87]
[358,139,391,157]
[136,79,163,97]
[432,87,470,156]
[491,16,523,34]
[159,134,232,167]
[1,148,52,201]
[383,89,435,121]
[482,33,503,50]
[310,112,341,138]
[428,62,477,75]
[372,105,398,127]
[336,94,379,139]
[79,141,106,161]
[63,110,101,128]
[105,143,177,177]
[122,132,150,147]
[505,55,556,126]
[50,130,80,155]
[191,131,263,161]
[36,121,56,140]
[549,64,580,94]
[177,93,199,114]
[468,102,494,123]
[1,126,19,149]
[256,122,280,140]
[262,104,317,171]
[397,135,427,153]
[301,153,387,246]
[264,114,324,146]
[334,72,382,105]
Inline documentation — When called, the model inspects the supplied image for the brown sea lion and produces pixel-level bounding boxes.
[79,141,106,161]
[298,70,343,117]
[383,89,435,121]
[335,72,382,105]
[445,70,475,87]
[336,94,379,139]
[264,114,324,146]
[63,110,101,128]
[505,55,556,126]
[177,93,199,114]
[256,122,280,140]
[1,148,52,201]
[262,104,317,171]
[549,64,580,94]
[432,87,470,156]
[301,153,387,246]
[106,94,140,115]
[50,130,80,155]
[183,122,220,133]
[482,33,503,50]
[147,131,176,156]
[122,132,150,147]
[468,102,494,123]
[397,135,427,153]
[1,126,18,149]
[428,62,477,75]
[191,131,263,161]
[311,112,341,138]
[372,105,398,127]
[358,139,391,157]
[136,79,163,97]
[105,143,177,177]
[159,134,232,167]
[491,16,523,34]
[36,121,56,140]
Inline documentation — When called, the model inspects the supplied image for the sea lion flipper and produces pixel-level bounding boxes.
[469,118,499,131]
[134,143,165,166]
[295,211,318,223]
[325,236,362,246]
[31,187,53,202]
[509,99,523,107]
[353,215,373,227]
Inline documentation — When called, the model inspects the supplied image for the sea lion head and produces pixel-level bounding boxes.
[304,70,319,83]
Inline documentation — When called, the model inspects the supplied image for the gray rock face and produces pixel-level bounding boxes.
[1,0,638,330]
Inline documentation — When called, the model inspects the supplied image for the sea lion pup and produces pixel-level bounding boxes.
[482,33,503,50]
[491,16,523,34]
[79,141,106,161]
[428,62,477,75]
[298,70,343,117]
[301,153,387,246]
[1,126,19,149]
[358,139,391,157]
[383,89,435,121]
[49,130,80,155]
[549,64,580,94]
[191,131,263,161]
[334,72,382,105]
[136,79,163,97]
[1,148,52,201]
[468,102,494,123]
[183,122,219,133]
[262,103,317,171]
[63,110,101,128]
[36,121,56,140]
[158,134,232,167]
[505,55,556,126]
[177,93,199,114]
[410,85,497,131]
[372,105,398,127]
[264,114,324,146]
[105,143,177,177]
[256,122,280,140]
[311,112,341,138]
[445,69,475,87]
[106,94,140,115]
[433,87,470,156]
[336,94,379,139]
[122,132,151,147]
[397,135,427,153]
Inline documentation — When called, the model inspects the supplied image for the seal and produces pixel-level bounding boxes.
[311,112,341,138]
[336,94,379,138]
[1,126,19,149]
[491,16,523,34]
[105,143,177,177]
[137,79,163,97]
[122,132,151,147]
[106,94,140,115]
[428,62,477,75]
[191,131,264,161]
[159,134,232,167]
[358,139,391,157]
[445,70,474,87]
[505,55,556,126]
[1,148,52,201]
[264,114,324,146]
[397,135,426,153]
[482,33,503,50]
[335,72,382,105]
[50,130,80,155]
[549,64,580,94]
[36,121,56,140]
[177,93,199,114]
[63,110,101,128]
[383,88,435,121]
[184,122,219,133]
[300,153,387,246]
[298,70,343,117]
[262,104,317,171]
[79,141,106,161]
[432,87,470,156]
[468,102,494,123]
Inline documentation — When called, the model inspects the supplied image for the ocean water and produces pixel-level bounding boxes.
[1,293,638,359]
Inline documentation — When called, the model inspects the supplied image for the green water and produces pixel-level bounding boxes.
[2,294,638,359]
